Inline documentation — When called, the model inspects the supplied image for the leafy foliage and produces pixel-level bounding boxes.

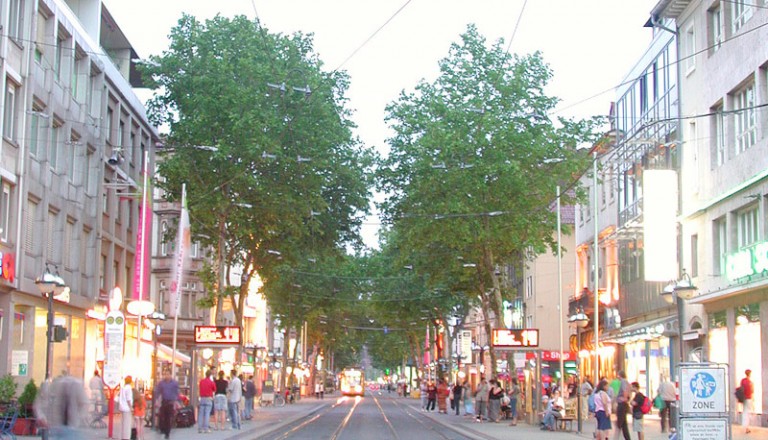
[141,14,375,327]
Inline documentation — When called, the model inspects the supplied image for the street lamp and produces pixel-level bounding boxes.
[568,309,589,433]
[659,269,697,363]
[35,266,68,382]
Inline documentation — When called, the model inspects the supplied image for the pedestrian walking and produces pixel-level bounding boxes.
[426,380,437,412]
[488,379,504,422]
[508,377,520,426]
[156,369,180,439]
[657,376,676,433]
[243,375,257,420]
[420,380,428,411]
[614,371,632,440]
[437,379,450,414]
[451,381,463,415]
[118,376,134,440]
[474,378,489,422]
[580,376,593,421]
[198,370,215,433]
[594,379,612,440]
[89,370,104,414]
[133,387,146,440]
[227,370,242,430]
[213,370,228,430]
[629,382,645,440]
[35,372,90,440]
[740,369,754,434]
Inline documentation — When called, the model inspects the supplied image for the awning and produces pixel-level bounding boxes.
[138,341,191,365]
[158,343,191,364]
[600,315,676,344]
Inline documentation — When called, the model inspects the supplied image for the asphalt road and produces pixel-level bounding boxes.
[260,393,473,440]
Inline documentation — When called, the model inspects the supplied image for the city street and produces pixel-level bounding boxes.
[78,392,767,440]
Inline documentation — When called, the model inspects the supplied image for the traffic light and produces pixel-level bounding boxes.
[53,325,68,342]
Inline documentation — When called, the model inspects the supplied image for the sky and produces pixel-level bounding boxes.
[105,0,659,248]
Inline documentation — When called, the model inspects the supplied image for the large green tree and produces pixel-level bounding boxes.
[377,25,602,370]
[142,15,374,329]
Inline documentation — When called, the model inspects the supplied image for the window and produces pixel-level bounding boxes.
[85,145,95,195]
[63,218,75,269]
[106,107,114,144]
[100,254,106,290]
[714,217,727,275]
[734,82,757,153]
[732,0,753,33]
[712,104,725,166]
[0,183,10,242]
[683,23,696,75]
[526,315,533,329]
[190,241,199,258]
[8,0,25,42]
[525,275,533,299]
[25,199,38,253]
[4,81,20,143]
[690,234,698,278]
[68,132,81,183]
[47,210,58,262]
[29,109,44,157]
[34,10,48,63]
[54,34,65,82]
[49,121,61,170]
[708,3,723,53]
[72,46,87,101]
[736,206,759,249]
[160,221,169,256]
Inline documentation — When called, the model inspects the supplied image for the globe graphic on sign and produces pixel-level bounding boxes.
[689,372,717,398]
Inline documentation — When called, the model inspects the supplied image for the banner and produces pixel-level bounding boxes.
[169,185,190,317]
[132,151,152,303]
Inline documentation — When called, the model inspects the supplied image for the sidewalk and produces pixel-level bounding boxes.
[403,398,767,440]
[78,395,326,440]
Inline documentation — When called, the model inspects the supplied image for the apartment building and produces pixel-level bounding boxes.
[0,0,158,383]
[652,0,768,426]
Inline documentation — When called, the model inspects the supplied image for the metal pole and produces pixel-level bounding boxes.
[557,186,565,394]
[46,290,54,380]
[592,151,600,385]
[576,323,582,433]
[676,296,685,364]
[137,150,150,359]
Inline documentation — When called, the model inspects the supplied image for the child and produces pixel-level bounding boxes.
[629,382,645,440]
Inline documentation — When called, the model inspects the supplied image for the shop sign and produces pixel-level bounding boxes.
[492,328,539,348]
[525,351,577,362]
[0,251,15,283]
[726,241,768,281]
[458,330,472,362]
[679,418,728,440]
[194,325,241,345]
[11,350,28,376]
[679,365,726,414]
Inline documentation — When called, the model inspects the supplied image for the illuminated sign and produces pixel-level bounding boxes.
[194,326,241,345]
[726,241,768,281]
[0,251,15,283]
[492,328,539,348]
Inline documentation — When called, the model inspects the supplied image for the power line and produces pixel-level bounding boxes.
[504,0,528,55]
[333,0,414,72]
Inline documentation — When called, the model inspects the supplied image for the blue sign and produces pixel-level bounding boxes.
[689,372,717,399]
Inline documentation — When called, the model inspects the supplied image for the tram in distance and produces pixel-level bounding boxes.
[339,368,365,396]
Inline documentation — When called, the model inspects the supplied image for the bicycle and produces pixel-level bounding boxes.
[258,393,286,408]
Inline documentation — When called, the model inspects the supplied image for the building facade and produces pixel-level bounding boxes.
[652,0,768,425]
[0,0,158,387]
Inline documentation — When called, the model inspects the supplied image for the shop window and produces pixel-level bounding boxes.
[735,303,762,414]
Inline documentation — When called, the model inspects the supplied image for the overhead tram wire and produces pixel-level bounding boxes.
[504,0,528,55]
[553,18,768,115]
[332,0,414,72]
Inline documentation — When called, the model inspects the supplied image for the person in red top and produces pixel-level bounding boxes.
[740,369,754,434]
[198,370,216,433]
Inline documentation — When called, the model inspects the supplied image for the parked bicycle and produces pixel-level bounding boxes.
[258,393,286,408]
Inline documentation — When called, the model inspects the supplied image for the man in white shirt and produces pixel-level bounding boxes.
[542,390,565,431]
[227,370,242,430]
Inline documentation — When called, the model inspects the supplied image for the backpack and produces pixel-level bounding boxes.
[641,396,652,414]
[735,386,745,403]
[587,393,596,413]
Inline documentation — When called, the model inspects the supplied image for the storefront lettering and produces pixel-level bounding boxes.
[492,328,539,348]
[195,325,241,345]
[726,241,768,281]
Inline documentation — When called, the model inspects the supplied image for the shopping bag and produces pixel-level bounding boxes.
[653,395,666,410]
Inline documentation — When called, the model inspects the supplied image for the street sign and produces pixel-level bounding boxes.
[679,418,729,440]
[103,310,125,389]
[680,365,727,414]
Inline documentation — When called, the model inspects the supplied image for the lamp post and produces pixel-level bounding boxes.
[659,269,696,434]
[659,269,697,364]
[35,266,68,381]
[569,309,589,433]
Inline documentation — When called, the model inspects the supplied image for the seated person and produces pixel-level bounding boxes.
[541,391,565,431]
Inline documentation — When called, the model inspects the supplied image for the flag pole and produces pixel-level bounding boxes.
[171,184,187,376]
